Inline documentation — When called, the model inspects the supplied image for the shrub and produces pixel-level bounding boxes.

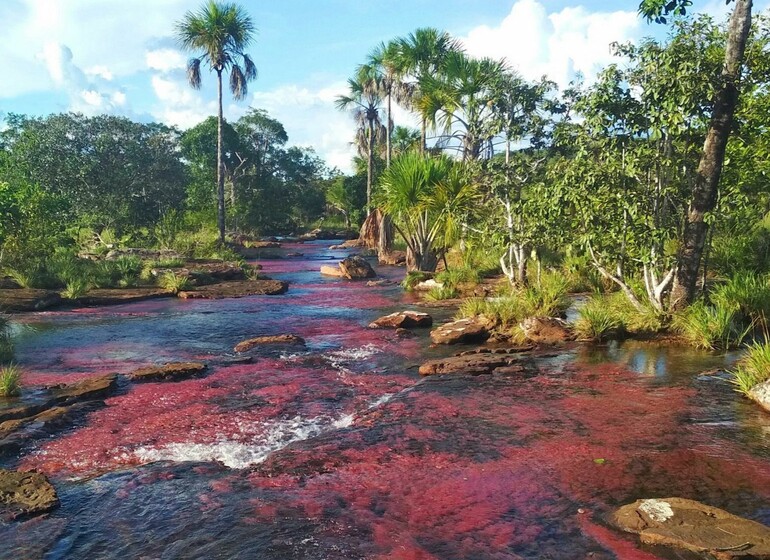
[711,272,770,327]
[158,272,191,294]
[0,364,21,397]
[435,266,481,289]
[673,300,749,350]
[574,297,624,341]
[62,279,91,300]
[730,341,770,396]
[402,271,433,291]
[425,285,459,301]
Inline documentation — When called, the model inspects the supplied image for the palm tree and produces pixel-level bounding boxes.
[377,152,478,271]
[175,1,257,244]
[391,28,463,154]
[335,71,385,213]
[418,51,507,161]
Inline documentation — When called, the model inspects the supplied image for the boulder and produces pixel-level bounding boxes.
[414,279,444,292]
[430,318,491,345]
[234,334,306,353]
[378,251,406,266]
[128,362,207,383]
[369,311,433,329]
[359,209,383,250]
[329,239,364,250]
[419,353,531,376]
[749,379,770,414]
[0,469,58,520]
[48,374,118,404]
[610,497,770,558]
[339,256,376,280]
[320,265,346,278]
[519,317,573,344]
[177,279,288,299]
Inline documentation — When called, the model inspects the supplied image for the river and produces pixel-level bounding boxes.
[1,240,769,559]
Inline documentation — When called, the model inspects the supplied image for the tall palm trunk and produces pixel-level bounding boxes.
[669,0,752,309]
[386,87,392,168]
[367,117,374,213]
[216,68,226,244]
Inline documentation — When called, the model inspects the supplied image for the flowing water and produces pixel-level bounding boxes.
[2,241,770,559]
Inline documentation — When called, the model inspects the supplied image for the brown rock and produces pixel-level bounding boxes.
[519,317,573,344]
[48,374,118,404]
[177,279,288,299]
[359,209,383,250]
[0,469,58,520]
[339,256,376,280]
[419,353,531,376]
[320,265,346,278]
[0,289,61,312]
[610,497,770,558]
[369,311,433,329]
[234,335,306,353]
[128,362,207,382]
[75,288,172,306]
[329,239,364,250]
[430,318,490,345]
[378,251,406,266]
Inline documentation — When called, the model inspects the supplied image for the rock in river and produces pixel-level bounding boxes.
[519,316,573,345]
[369,311,433,329]
[0,469,59,520]
[177,279,288,299]
[610,497,770,558]
[430,318,490,345]
[321,256,376,280]
[128,362,207,383]
[419,351,533,377]
[234,334,306,353]
[749,379,770,414]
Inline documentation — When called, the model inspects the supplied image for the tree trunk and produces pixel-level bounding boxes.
[386,88,392,168]
[367,118,374,213]
[406,245,439,272]
[669,0,752,310]
[420,117,427,155]
[377,213,393,256]
[216,69,226,244]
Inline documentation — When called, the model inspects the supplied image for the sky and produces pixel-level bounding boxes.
[0,0,762,172]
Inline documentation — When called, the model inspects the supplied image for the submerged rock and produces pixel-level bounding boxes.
[749,380,770,414]
[610,497,770,558]
[177,279,288,299]
[48,374,118,404]
[430,318,490,345]
[128,362,207,383]
[419,353,532,376]
[75,288,172,306]
[519,317,573,345]
[369,311,433,329]
[0,469,58,520]
[234,335,306,353]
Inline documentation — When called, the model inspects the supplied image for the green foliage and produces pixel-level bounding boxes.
[0,315,14,365]
[158,272,191,294]
[731,341,770,396]
[62,279,91,300]
[0,364,21,397]
[673,300,749,350]
[435,266,481,288]
[425,285,459,301]
[711,272,770,326]
[561,253,604,293]
[574,297,624,341]
[401,271,434,291]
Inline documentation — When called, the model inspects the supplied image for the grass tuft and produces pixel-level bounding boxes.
[0,364,21,397]
[731,341,770,396]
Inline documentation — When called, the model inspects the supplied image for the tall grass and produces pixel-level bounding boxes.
[0,364,21,397]
[574,296,623,341]
[435,266,481,289]
[731,341,770,396]
[673,300,750,350]
[158,272,191,294]
[425,285,460,301]
[711,272,770,327]
[62,279,91,300]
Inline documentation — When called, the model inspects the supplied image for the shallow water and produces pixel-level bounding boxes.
[2,241,769,559]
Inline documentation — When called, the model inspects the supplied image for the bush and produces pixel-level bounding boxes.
[401,271,433,291]
[425,285,459,301]
[0,364,21,397]
[673,300,749,350]
[730,341,770,396]
[62,279,91,300]
[158,272,191,294]
[574,297,624,341]
[711,272,770,327]
[435,266,481,289]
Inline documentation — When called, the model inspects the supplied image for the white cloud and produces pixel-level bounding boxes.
[146,48,187,72]
[461,0,640,88]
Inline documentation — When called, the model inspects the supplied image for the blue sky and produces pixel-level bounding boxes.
[0,0,760,171]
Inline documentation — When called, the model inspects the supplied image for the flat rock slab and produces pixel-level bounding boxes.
[75,288,172,306]
[0,289,61,312]
[430,318,490,345]
[128,362,207,383]
[235,335,306,353]
[419,353,532,376]
[320,265,346,278]
[0,469,58,520]
[749,379,770,414]
[48,374,118,404]
[611,497,770,558]
[519,316,574,344]
[369,311,433,329]
[178,279,288,299]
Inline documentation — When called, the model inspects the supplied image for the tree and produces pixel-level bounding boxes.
[335,72,385,212]
[175,1,257,244]
[639,0,753,308]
